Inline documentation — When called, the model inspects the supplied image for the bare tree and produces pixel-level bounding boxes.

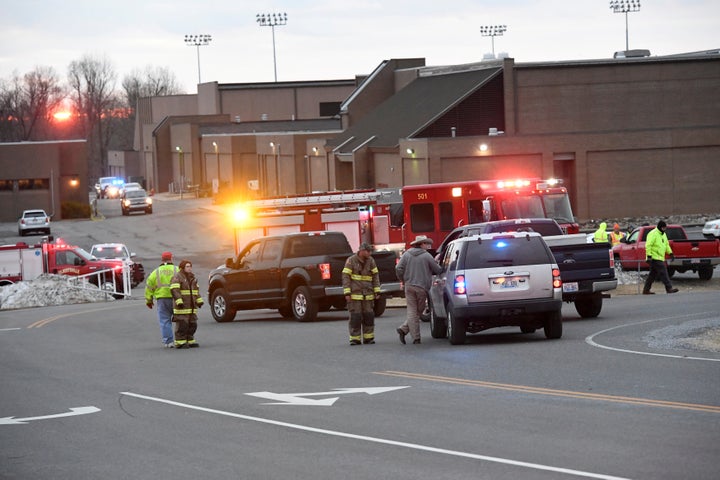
[68,55,119,179]
[122,65,183,111]
[0,67,65,142]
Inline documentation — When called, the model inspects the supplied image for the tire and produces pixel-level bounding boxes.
[614,255,624,271]
[698,266,713,281]
[447,308,466,345]
[291,285,317,322]
[430,304,447,339]
[544,310,563,339]
[373,296,387,317]
[574,294,603,318]
[210,288,236,323]
[520,325,536,334]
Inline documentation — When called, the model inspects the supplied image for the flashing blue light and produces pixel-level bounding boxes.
[495,240,508,248]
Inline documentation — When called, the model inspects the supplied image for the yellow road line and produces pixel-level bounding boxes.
[27,303,138,328]
[375,371,720,414]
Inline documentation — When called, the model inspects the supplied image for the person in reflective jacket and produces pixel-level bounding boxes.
[342,243,381,345]
[145,251,178,348]
[170,259,204,348]
[643,220,679,295]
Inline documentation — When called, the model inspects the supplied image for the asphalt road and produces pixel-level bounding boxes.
[1,195,719,480]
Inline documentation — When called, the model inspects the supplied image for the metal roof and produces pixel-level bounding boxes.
[327,66,501,153]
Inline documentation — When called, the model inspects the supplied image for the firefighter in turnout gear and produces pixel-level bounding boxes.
[342,243,381,345]
[170,259,204,348]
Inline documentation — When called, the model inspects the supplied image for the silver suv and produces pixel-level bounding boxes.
[428,232,563,345]
[121,189,153,215]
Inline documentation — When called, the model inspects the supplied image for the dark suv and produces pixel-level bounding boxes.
[429,232,563,345]
[121,189,153,215]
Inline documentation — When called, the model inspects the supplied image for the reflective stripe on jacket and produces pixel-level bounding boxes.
[342,254,381,301]
[170,271,204,318]
[144,263,178,301]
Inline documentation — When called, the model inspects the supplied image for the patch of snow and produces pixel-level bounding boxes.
[0,274,117,310]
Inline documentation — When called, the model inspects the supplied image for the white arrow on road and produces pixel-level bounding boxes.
[246,386,409,406]
[0,406,100,425]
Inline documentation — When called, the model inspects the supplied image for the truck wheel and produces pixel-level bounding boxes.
[291,285,317,322]
[574,294,603,318]
[430,304,447,339]
[447,308,466,345]
[698,266,713,281]
[210,288,236,323]
[373,297,387,317]
[544,310,563,339]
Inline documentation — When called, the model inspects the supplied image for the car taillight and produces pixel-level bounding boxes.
[453,274,466,295]
[319,263,331,280]
[608,249,615,268]
[552,268,562,289]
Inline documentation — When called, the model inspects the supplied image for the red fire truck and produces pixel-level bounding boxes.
[0,237,130,297]
[233,189,405,255]
[401,178,579,248]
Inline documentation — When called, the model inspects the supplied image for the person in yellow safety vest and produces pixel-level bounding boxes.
[170,259,204,348]
[342,242,381,345]
[643,220,679,295]
[145,251,179,348]
[610,223,626,246]
[593,222,609,243]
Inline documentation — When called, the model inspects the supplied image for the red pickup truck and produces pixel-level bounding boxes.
[612,225,720,280]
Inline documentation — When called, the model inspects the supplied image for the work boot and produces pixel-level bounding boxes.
[364,339,375,344]
[642,291,655,295]
[188,342,199,348]
[413,339,422,344]
[666,288,679,294]
[396,328,406,344]
[349,339,361,346]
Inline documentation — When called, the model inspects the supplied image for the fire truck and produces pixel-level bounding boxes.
[0,237,131,297]
[401,178,579,248]
[233,189,405,255]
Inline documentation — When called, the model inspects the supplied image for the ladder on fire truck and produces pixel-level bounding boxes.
[248,190,384,209]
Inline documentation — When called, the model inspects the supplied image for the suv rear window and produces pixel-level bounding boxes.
[462,236,552,269]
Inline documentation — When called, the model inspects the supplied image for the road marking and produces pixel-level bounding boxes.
[27,303,133,328]
[375,371,720,414]
[585,312,720,363]
[120,391,630,479]
[0,406,100,425]
[245,386,409,405]
[0,328,22,332]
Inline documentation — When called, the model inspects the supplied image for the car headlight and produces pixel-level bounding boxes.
[123,199,130,207]
[145,198,153,205]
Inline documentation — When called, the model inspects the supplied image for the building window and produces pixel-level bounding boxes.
[319,102,341,117]
[0,179,14,191]
[17,178,49,190]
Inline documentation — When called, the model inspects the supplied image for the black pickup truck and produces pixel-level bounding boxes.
[434,218,617,318]
[207,231,402,323]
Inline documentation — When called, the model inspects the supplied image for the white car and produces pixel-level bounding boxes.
[702,219,720,238]
[120,182,143,195]
[17,209,51,236]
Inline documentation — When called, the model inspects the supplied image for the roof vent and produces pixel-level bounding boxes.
[614,49,651,59]
[234,115,242,123]
[261,113,268,121]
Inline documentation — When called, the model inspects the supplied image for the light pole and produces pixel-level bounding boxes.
[256,12,288,82]
[212,141,220,194]
[480,25,507,58]
[184,34,212,84]
[610,0,641,51]
[175,146,184,199]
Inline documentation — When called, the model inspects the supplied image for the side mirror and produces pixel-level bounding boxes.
[225,258,234,268]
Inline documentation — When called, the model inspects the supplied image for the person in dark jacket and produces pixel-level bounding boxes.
[396,235,442,344]
[170,259,204,348]
[342,243,381,345]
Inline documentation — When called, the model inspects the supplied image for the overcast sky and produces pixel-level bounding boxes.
[2,0,719,94]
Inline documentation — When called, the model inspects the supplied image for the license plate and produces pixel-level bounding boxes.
[501,280,518,289]
[563,282,578,293]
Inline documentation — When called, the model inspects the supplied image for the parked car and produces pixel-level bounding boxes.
[17,209,51,236]
[121,189,153,215]
[702,218,720,238]
[89,243,145,288]
[428,231,563,345]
